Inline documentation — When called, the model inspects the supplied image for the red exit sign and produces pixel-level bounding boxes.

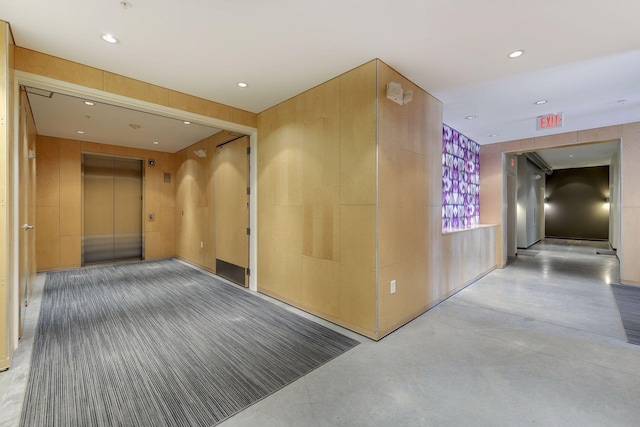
[537,113,564,130]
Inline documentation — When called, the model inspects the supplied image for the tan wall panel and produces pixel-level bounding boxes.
[0,21,10,365]
[301,81,341,261]
[577,125,623,144]
[376,60,437,337]
[15,48,257,128]
[145,231,163,260]
[534,132,578,149]
[302,256,341,317]
[339,60,377,206]
[59,139,81,237]
[257,61,378,337]
[621,206,640,284]
[35,206,60,270]
[59,235,81,269]
[168,91,257,129]
[103,72,169,106]
[339,205,376,334]
[35,136,60,207]
[15,47,103,90]
[258,205,304,301]
[622,122,640,207]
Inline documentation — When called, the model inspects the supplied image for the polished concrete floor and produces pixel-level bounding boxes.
[2,239,639,426]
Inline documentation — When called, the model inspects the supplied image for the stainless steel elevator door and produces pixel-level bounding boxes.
[83,155,143,264]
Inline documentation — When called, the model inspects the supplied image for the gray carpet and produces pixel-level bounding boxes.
[20,259,359,427]
[611,284,640,345]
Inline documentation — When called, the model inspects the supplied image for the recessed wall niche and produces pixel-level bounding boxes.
[442,124,480,231]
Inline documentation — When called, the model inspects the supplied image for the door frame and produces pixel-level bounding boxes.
[9,71,259,351]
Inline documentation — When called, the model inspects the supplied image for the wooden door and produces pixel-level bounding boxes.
[214,136,249,286]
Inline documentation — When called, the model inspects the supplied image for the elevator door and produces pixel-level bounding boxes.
[214,136,249,286]
[83,155,143,264]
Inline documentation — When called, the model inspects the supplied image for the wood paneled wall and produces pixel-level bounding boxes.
[376,61,497,338]
[480,124,640,285]
[0,20,13,370]
[257,60,378,338]
[173,131,244,271]
[14,48,257,129]
[35,137,175,271]
[257,59,498,340]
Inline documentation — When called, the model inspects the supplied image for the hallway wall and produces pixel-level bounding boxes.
[257,60,378,338]
[0,20,15,370]
[480,124,640,285]
[173,131,246,272]
[545,166,609,240]
[35,136,175,270]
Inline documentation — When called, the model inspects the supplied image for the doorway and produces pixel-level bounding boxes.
[214,136,250,286]
[82,154,143,265]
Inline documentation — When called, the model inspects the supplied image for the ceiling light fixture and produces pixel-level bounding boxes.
[183,121,191,125]
[237,82,248,88]
[465,115,477,120]
[101,33,119,44]
[489,133,499,137]
[534,100,547,105]
[76,130,85,134]
[84,101,95,106]
[508,50,524,59]
[152,141,159,145]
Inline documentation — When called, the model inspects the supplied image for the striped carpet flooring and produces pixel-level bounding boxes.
[20,260,359,427]
[611,284,640,345]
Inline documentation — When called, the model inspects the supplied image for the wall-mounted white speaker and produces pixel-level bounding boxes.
[386,82,404,105]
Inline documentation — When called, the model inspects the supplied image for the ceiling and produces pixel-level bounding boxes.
[3,0,640,155]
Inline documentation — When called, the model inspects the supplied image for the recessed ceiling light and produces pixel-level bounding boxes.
[237,82,248,88]
[101,33,119,44]
[76,130,85,134]
[152,141,159,145]
[534,100,547,105]
[508,50,524,59]
[569,154,574,158]
[466,115,477,120]
[84,101,95,106]
[183,121,191,125]
[489,133,499,137]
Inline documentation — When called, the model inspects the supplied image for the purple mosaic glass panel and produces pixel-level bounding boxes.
[442,124,480,231]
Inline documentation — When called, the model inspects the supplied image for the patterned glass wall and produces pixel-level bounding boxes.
[442,124,480,231]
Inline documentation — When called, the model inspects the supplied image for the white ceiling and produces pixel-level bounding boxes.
[3,0,640,152]
[535,141,619,170]
[25,88,223,153]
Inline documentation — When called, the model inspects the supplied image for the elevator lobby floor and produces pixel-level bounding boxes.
[2,239,639,426]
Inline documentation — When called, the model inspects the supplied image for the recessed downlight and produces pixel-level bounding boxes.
[76,130,85,134]
[465,115,477,120]
[489,133,499,137]
[152,141,159,145]
[508,49,524,58]
[101,33,119,44]
[237,82,248,88]
[534,99,548,105]
[183,121,191,125]
[84,101,95,106]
